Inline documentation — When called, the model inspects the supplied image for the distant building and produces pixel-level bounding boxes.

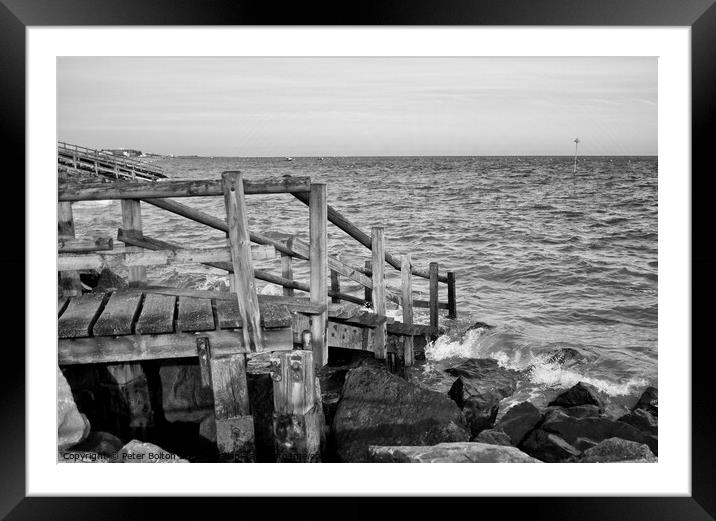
[101,148,143,158]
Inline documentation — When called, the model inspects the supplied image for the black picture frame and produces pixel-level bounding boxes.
[3,1,714,518]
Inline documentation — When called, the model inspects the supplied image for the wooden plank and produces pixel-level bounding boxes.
[309,183,328,368]
[58,328,293,365]
[58,296,69,317]
[330,270,341,303]
[196,337,212,388]
[215,298,241,329]
[364,260,372,304]
[92,290,143,336]
[57,202,82,297]
[372,226,387,359]
[58,236,113,253]
[215,300,291,330]
[57,292,106,338]
[135,293,176,334]
[121,199,146,287]
[270,350,315,415]
[402,253,414,367]
[387,322,438,337]
[447,271,457,319]
[58,176,312,201]
[326,321,373,350]
[177,297,215,332]
[429,262,439,329]
[222,171,264,351]
[281,249,294,297]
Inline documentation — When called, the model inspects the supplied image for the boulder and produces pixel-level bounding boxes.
[495,402,542,445]
[368,442,540,463]
[446,359,521,436]
[548,382,604,410]
[545,347,583,365]
[573,437,599,452]
[543,404,602,421]
[333,360,469,462]
[520,430,581,462]
[466,321,495,331]
[475,429,513,446]
[92,268,128,292]
[58,366,91,450]
[158,361,214,422]
[581,437,656,463]
[116,440,188,463]
[67,431,124,458]
[618,408,658,436]
[632,387,658,417]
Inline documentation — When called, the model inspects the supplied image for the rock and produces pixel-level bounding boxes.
[446,359,521,436]
[496,402,542,445]
[618,409,658,436]
[332,361,469,462]
[368,442,540,463]
[632,387,658,417]
[520,429,581,462]
[543,404,602,421]
[117,440,188,463]
[466,321,495,331]
[545,347,582,365]
[198,413,216,443]
[475,429,513,446]
[92,268,128,292]
[581,437,656,463]
[67,431,124,457]
[548,382,604,410]
[158,361,214,422]
[58,366,91,450]
[540,412,655,454]
[573,437,599,452]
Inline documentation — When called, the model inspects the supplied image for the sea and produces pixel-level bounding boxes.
[72,156,658,414]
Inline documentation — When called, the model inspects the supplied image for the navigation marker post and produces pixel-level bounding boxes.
[573,137,580,174]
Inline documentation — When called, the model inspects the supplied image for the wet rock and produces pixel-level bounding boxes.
[158,361,214,423]
[521,430,581,462]
[545,347,583,365]
[475,429,513,446]
[548,382,604,410]
[466,321,495,331]
[573,437,599,452]
[92,268,128,292]
[581,437,656,463]
[541,413,655,454]
[117,440,188,463]
[58,366,91,450]
[368,442,540,463]
[333,360,469,462]
[496,402,542,446]
[68,431,124,458]
[632,387,658,417]
[618,408,657,436]
[199,413,216,443]
[543,404,602,421]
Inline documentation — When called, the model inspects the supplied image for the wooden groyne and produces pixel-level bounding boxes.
[57,171,458,462]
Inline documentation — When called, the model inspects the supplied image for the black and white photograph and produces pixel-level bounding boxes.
[55,56,659,465]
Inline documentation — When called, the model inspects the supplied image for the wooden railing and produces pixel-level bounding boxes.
[57,141,167,181]
[58,173,457,367]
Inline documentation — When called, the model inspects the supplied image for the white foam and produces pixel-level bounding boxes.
[425,328,489,360]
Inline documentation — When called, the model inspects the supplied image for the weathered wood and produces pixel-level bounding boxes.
[309,183,328,368]
[447,271,457,320]
[57,292,106,338]
[196,337,212,388]
[429,261,439,329]
[372,227,387,360]
[57,202,82,297]
[281,250,294,297]
[176,297,215,332]
[364,260,372,304]
[58,328,293,365]
[386,322,438,337]
[413,299,450,310]
[206,342,255,462]
[58,296,69,317]
[270,350,315,415]
[215,299,291,329]
[58,176,312,201]
[121,199,147,287]
[135,293,176,334]
[401,253,414,367]
[330,270,341,303]
[326,321,375,351]
[222,171,264,352]
[58,236,113,253]
[92,290,143,336]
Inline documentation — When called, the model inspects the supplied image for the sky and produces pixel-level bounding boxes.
[57,57,657,157]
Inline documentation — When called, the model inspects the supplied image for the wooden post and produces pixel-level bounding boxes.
[447,271,457,320]
[57,202,83,297]
[309,183,328,368]
[364,260,372,306]
[270,350,322,462]
[202,337,256,462]
[221,171,264,352]
[401,253,414,367]
[281,249,294,297]
[372,227,387,360]
[330,270,341,303]
[429,262,439,329]
[120,199,147,287]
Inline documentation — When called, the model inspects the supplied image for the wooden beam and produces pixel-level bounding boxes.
[309,183,328,368]
[281,246,294,297]
[58,176,312,201]
[222,171,264,352]
[57,202,82,297]
[429,262,439,329]
[364,260,372,305]
[372,227,387,360]
[401,253,414,367]
[413,299,450,310]
[330,270,341,303]
[447,271,457,320]
[121,199,146,287]
[58,236,113,253]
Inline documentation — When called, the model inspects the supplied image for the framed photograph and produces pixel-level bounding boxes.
[4,0,714,518]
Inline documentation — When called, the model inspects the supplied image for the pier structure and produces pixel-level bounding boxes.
[58,141,167,181]
[57,171,458,462]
